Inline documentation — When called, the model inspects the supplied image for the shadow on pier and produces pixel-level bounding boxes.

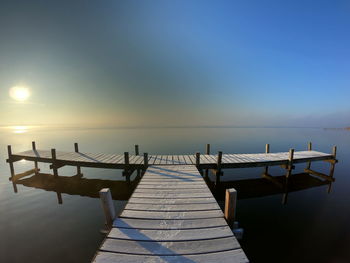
[11,170,331,205]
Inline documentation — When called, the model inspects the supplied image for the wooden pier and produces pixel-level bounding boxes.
[94,165,249,263]
[6,142,338,262]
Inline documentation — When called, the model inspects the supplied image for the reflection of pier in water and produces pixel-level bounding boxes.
[13,173,139,204]
[13,170,331,205]
[206,172,332,204]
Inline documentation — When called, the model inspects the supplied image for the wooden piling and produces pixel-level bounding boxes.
[74,142,79,152]
[308,142,312,151]
[74,143,82,176]
[51,148,58,177]
[286,148,294,178]
[306,142,312,169]
[143,152,148,169]
[99,188,116,228]
[206,144,210,155]
[195,152,200,168]
[217,151,223,171]
[7,145,15,179]
[332,146,337,158]
[224,188,237,227]
[135,145,139,156]
[32,141,39,172]
[124,152,129,165]
[329,146,337,178]
[263,144,270,175]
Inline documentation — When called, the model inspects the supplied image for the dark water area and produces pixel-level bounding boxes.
[0,127,349,263]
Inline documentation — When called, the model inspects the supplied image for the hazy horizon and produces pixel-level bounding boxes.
[1,0,349,128]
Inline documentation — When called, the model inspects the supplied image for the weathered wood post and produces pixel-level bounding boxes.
[7,145,15,180]
[306,142,312,170]
[143,152,148,171]
[329,146,337,178]
[51,148,58,177]
[32,141,39,173]
[263,143,270,175]
[217,151,223,176]
[135,145,139,156]
[196,152,200,167]
[286,148,294,179]
[74,142,82,176]
[123,152,129,178]
[224,188,237,227]
[205,144,210,177]
[206,144,210,155]
[99,188,116,228]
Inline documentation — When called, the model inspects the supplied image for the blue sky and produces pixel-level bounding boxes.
[0,0,349,127]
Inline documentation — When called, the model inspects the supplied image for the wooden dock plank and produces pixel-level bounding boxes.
[125,203,221,211]
[100,236,241,256]
[107,226,232,241]
[113,217,228,230]
[127,197,217,204]
[93,249,249,263]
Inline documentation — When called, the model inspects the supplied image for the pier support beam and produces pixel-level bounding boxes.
[216,151,223,176]
[224,188,237,227]
[143,153,148,172]
[195,152,202,175]
[204,144,210,178]
[7,145,15,180]
[51,148,58,177]
[285,148,294,179]
[74,143,82,176]
[304,145,338,183]
[263,143,270,176]
[99,188,116,228]
[135,145,139,156]
[32,141,39,174]
[306,142,312,170]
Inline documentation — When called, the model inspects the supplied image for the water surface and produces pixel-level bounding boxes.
[0,127,349,263]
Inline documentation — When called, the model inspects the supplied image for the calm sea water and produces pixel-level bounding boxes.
[0,126,349,263]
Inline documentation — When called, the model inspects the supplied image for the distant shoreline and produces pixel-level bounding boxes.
[324,127,350,130]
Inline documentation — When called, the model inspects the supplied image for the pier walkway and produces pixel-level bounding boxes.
[93,165,249,263]
[7,147,335,170]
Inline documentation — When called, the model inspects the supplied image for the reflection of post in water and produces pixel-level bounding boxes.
[12,172,137,201]
[56,192,63,204]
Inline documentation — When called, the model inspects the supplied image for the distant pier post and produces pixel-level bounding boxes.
[32,141,39,173]
[135,145,139,156]
[263,144,270,175]
[74,143,82,176]
[51,148,58,177]
[196,152,200,167]
[123,152,130,177]
[205,144,210,177]
[329,146,337,178]
[143,153,148,171]
[286,148,294,179]
[224,188,237,227]
[206,144,210,155]
[216,151,223,176]
[7,145,15,180]
[306,142,312,170]
[99,188,116,228]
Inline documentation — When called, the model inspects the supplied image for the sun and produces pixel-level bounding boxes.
[9,86,31,101]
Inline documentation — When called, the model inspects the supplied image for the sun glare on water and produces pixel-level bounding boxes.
[9,86,30,101]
